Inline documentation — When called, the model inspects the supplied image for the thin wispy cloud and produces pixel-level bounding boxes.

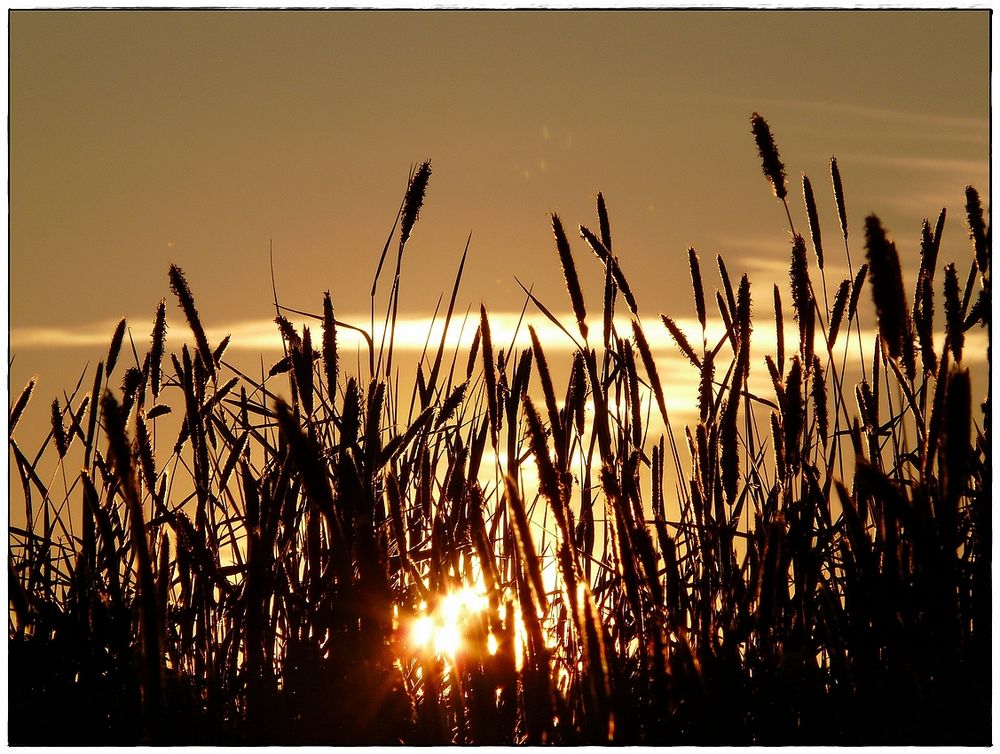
[713,237,864,284]
[744,96,987,144]
[845,154,987,177]
[13,312,987,369]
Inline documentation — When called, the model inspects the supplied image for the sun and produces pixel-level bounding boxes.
[408,586,490,659]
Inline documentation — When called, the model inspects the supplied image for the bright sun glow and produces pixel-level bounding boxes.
[408,585,490,658]
[410,615,435,647]
[434,623,462,656]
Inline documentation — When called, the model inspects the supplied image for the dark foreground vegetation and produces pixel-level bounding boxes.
[9,115,990,744]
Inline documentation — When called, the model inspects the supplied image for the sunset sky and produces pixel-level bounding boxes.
[8,9,990,448]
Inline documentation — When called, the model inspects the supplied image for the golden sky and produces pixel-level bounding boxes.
[8,9,991,445]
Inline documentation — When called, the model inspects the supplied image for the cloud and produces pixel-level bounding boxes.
[12,311,987,370]
[712,236,862,282]
[846,154,987,177]
[742,96,987,144]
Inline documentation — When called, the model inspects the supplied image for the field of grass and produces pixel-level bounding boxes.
[8,114,991,744]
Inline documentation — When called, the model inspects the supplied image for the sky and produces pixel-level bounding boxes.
[7,9,991,452]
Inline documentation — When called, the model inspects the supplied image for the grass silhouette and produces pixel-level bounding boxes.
[8,114,990,745]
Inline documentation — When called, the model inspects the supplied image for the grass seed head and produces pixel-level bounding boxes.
[773,284,785,371]
[274,315,302,350]
[400,160,432,249]
[751,112,787,200]
[169,265,215,381]
[811,354,828,445]
[479,306,499,441]
[698,349,715,423]
[106,317,127,377]
[914,270,937,375]
[790,234,815,360]
[720,396,739,503]
[736,274,752,351]
[944,262,964,362]
[50,399,67,458]
[828,278,850,350]
[965,185,989,275]
[918,218,939,286]
[149,301,167,399]
[322,292,338,400]
[802,174,824,269]
[848,263,868,322]
[864,215,909,361]
[9,376,36,437]
[597,191,612,251]
[551,213,589,341]
[717,254,738,325]
[661,315,701,369]
[830,156,848,240]
[689,248,707,331]
[783,356,804,472]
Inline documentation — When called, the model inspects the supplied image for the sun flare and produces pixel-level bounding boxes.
[407,586,490,658]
